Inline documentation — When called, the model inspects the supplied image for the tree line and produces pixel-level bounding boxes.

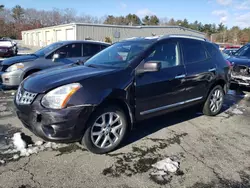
[0,4,250,44]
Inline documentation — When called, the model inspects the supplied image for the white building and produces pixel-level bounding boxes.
[22,23,206,47]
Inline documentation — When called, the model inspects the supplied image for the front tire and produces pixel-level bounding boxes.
[203,85,224,116]
[82,105,128,154]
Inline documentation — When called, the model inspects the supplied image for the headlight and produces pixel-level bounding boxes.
[41,83,82,109]
[6,63,24,72]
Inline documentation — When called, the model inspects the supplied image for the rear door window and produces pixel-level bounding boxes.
[54,43,82,58]
[181,39,208,64]
[82,43,102,57]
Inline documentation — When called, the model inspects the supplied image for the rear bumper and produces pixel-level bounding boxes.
[15,96,95,142]
[0,70,23,87]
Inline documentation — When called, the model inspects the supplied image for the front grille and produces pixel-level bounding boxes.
[232,65,250,76]
[16,86,37,105]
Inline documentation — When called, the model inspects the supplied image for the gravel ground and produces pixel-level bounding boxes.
[0,89,250,188]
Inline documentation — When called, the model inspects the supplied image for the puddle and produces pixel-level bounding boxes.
[54,144,87,156]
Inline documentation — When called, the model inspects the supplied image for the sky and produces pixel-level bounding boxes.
[1,0,250,28]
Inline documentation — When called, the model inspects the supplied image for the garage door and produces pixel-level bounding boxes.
[26,33,30,45]
[66,29,74,40]
[32,33,35,46]
[56,30,63,42]
[37,32,42,47]
[45,31,52,45]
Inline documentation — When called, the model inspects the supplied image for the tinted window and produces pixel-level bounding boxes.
[182,39,208,64]
[145,41,180,68]
[205,43,219,57]
[204,42,226,62]
[54,43,82,58]
[83,44,101,56]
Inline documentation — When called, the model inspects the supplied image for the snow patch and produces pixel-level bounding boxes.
[150,158,181,183]
[152,158,179,173]
[35,141,43,146]
[0,160,5,164]
[12,133,26,151]
[231,108,243,115]
[7,132,61,161]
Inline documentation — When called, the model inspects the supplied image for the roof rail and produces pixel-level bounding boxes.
[160,34,208,41]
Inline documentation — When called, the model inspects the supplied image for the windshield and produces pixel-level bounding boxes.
[85,41,153,68]
[234,45,250,57]
[34,42,64,57]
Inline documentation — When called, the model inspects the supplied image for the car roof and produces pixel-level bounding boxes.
[58,40,110,46]
[121,34,208,43]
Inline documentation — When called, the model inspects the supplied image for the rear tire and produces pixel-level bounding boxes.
[203,85,224,116]
[82,105,128,154]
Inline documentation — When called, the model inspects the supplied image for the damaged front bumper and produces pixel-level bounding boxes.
[15,94,95,143]
[231,65,250,86]
[231,74,250,86]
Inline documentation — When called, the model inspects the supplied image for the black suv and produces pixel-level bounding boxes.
[15,35,230,154]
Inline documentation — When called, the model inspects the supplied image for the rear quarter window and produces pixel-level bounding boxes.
[204,42,225,63]
[181,39,208,64]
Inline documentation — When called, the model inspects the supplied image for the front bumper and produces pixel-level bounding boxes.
[15,95,95,142]
[0,51,13,57]
[0,70,23,87]
[231,74,250,86]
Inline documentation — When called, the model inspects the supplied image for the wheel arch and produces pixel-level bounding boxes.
[209,79,227,94]
[99,97,134,131]
[23,69,41,79]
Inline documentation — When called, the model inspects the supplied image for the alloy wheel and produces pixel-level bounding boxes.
[210,89,223,113]
[90,112,124,149]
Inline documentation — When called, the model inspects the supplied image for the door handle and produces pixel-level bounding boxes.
[208,68,216,72]
[175,74,186,79]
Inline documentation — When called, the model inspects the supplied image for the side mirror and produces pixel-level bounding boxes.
[52,53,60,62]
[137,61,161,74]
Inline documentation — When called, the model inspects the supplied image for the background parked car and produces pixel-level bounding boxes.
[222,48,239,56]
[15,35,230,154]
[0,40,109,87]
[228,43,250,87]
[0,39,18,57]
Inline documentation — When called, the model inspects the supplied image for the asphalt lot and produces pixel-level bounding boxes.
[0,87,250,188]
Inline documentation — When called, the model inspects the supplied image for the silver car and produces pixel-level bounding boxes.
[0,40,109,87]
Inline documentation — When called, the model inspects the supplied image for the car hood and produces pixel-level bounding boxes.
[1,55,38,66]
[23,65,118,93]
[228,56,250,66]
